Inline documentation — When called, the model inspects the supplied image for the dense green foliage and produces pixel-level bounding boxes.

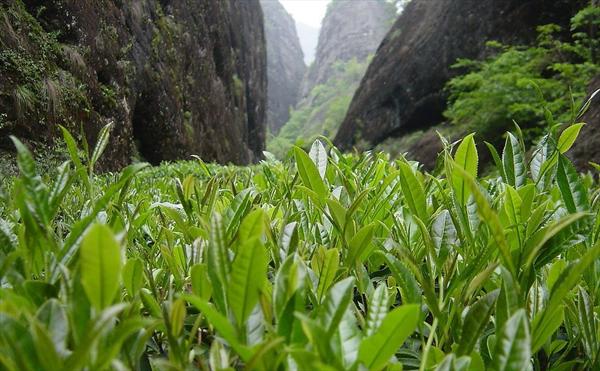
[0,1,99,131]
[1,94,600,370]
[445,6,599,142]
[268,57,370,158]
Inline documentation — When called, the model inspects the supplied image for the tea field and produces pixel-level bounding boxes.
[1,119,600,370]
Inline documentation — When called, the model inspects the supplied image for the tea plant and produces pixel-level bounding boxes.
[1,107,600,370]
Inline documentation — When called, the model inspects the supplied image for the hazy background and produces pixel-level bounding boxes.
[280,0,331,64]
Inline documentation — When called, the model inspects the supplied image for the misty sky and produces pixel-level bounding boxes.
[280,0,331,28]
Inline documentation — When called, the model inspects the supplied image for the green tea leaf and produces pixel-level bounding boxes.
[384,253,421,305]
[183,295,252,360]
[36,299,68,354]
[346,223,376,265]
[80,224,122,310]
[452,133,478,206]
[532,241,600,351]
[365,283,390,336]
[496,268,520,330]
[122,258,144,298]
[208,213,230,312]
[294,146,328,197]
[358,304,420,371]
[317,277,355,337]
[398,161,428,221]
[228,238,268,325]
[337,307,362,368]
[238,208,266,242]
[503,133,526,188]
[90,122,113,171]
[170,299,186,336]
[457,290,499,355]
[54,162,148,281]
[557,123,585,153]
[451,161,516,275]
[191,263,213,300]
[312,247,340,302]
[140,289,162,318]
[492,309,531,371]
[309,140,328,180]
[556,154,589,213]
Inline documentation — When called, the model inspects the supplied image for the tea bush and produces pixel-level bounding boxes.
[1,101,600,369]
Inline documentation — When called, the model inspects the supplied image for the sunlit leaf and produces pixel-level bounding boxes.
[80,224,122,310]
[358,304,420,371]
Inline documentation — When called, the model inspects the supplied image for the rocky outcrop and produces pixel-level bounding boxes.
[300,0,396,97]
[570,75,600,171]
[0,0,267,169]
[261,0,305,134]
[334,0,587,151]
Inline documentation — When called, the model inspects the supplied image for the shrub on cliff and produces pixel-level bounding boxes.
[445,5,599,142]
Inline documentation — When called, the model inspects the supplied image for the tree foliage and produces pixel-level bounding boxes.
[445,6,599,142]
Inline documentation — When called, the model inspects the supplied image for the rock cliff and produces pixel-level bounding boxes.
[260,0,305,134]
[334,0,587,151]
[0,0,267,169]
[300,0,396,97]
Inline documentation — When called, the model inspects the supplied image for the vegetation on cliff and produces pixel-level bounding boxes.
[445,5,600,143]
[268,57,369,158]
[334,0,588,152]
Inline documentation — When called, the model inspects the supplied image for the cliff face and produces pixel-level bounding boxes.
[334,0,586,151]
[260,0,305,134]
[300,0,396,97]
[0,0,267,169]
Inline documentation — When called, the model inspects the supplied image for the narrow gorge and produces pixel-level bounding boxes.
[260,0,306,134]
[268,0,396,156]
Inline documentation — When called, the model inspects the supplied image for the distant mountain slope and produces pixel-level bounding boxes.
[269,0,396,157]
[300,0,396,96]
[261,0,306,133]
[296,21,319,65]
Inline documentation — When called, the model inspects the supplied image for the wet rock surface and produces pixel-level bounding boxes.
[0,0,267,169]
